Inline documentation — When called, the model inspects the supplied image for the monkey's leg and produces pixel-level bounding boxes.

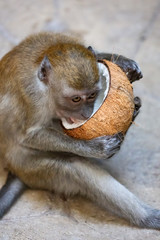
[96,52,143,83]
[17,154,160,229]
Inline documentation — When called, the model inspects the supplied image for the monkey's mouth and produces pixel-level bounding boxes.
[65,117,85,125]
[66,117,80,124]
[62,62,110,130]
[56,110,85,125]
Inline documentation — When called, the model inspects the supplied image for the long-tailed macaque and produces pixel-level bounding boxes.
[0,32,159,229]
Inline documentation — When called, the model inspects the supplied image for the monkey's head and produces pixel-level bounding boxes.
[37,42,107,126]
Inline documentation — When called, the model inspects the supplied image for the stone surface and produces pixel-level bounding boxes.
[0,0,160,239]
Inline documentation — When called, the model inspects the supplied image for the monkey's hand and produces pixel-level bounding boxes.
[96,52,143,83]
[113,56,143,83]
[132,96,142,121]
[86,132,124,159]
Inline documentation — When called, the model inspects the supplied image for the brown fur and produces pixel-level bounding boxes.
[0,33,99,91]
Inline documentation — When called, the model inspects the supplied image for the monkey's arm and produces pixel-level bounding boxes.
[21,127,123,159]
[96,52,143,83]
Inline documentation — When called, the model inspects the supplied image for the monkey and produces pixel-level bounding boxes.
[0,32,159,229]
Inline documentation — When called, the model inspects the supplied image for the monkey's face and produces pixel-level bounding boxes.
[45,54,101,125]
[37,55,100,125]
[53,62,110,129]
[54,83,101,125]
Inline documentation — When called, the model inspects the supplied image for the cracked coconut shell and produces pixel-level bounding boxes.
[64,60,135,140]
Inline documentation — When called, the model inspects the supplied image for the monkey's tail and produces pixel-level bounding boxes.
[0,172,26,219]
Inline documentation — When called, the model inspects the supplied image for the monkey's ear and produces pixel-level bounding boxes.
[38,56,52,84]
[88,46,96,57]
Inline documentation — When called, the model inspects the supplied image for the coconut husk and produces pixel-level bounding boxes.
[64,60,135,140]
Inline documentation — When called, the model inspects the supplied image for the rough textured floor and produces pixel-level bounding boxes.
[0,0,160,239]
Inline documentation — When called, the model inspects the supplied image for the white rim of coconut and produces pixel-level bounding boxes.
[62,62,110,129]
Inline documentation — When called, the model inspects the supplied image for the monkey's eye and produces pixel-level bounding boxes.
[72,96,81,103]
[88,92,97,99]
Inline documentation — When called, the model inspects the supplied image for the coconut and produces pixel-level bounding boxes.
[63,60,135,140]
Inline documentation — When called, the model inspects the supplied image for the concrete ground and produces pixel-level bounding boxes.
[0,0,160,239]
